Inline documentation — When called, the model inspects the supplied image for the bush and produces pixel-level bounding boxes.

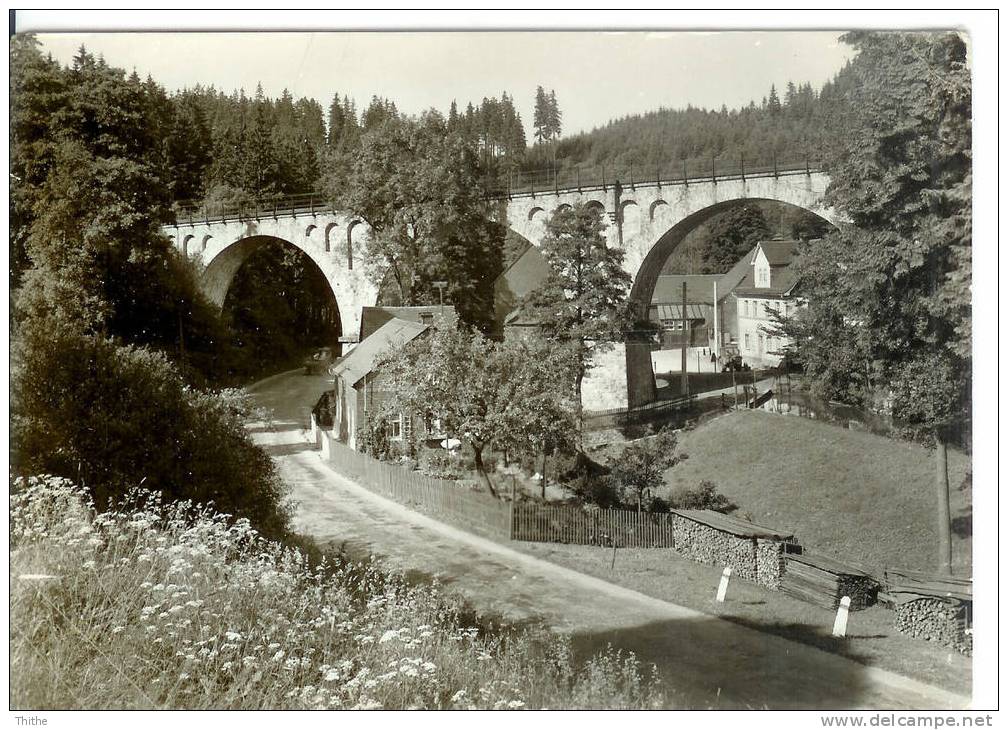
[668,480,737,514]
[11,476,666,710]
[419,448,462,480]
[10,328,291,540]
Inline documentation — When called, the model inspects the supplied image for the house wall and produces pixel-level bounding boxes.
[735,295,795,367]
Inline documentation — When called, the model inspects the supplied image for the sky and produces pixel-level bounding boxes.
[33,30,854,139]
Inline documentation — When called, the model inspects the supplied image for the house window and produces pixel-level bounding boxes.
[758,334,764,353]
[744,333,751,350]
[388,413,403,440]
[420,312,433,325]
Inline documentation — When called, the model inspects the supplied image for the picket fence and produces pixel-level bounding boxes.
[322,431,511,539]
[511,503,677,548]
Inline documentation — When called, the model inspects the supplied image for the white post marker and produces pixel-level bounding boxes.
[715,566,732,603]
[832,596,852,637]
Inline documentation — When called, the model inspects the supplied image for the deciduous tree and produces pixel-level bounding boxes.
[777,31,971,575]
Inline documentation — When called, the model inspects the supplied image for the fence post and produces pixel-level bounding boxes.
[683,158,688,186]
[554,166,558,194]
[712,156,717,184]
[806,151,811,176]
[577,166,581,193]
[773,151,779,179]
[509,475,517,540]
[629,163,634,190]
[741,153,745,182]
[602,163,607,192]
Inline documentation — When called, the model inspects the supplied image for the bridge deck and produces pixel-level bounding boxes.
[169,164,821,227]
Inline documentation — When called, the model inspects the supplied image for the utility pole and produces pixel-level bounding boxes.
[680,282,689,399]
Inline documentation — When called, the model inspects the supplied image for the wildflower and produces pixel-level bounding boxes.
[450,689,467,703]
[422,661,436,673]
[111,626,125,635]
[82,560,96,570]
[323,668,341,682]
[225,631,242,642]
[221,662,233,671]
[378,629,400,644]
[271,649,285,662]
[179,673,191,681]
[508,700,525,709]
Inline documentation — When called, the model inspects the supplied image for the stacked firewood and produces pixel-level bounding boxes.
[893,598,971,655]
[781,552,879,611]
[886,569,972,655]
[669,510,797,590]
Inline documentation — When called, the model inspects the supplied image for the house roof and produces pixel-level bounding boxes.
[493,244,551,301]
[718,247,758,295]
[733,240,802,297]
[359,305,457,343]
[333,317,428,388]
[753,240,801,267]
[653,303,710,321]
[650,275,721,305]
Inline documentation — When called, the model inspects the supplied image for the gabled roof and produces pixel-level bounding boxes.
[333,317,428,388]
[493,244,551,301]
[359,305,457,343]
[717,249,757,298]
[753,240,801,267]
[650,275,721,305]
[734,240,802,297]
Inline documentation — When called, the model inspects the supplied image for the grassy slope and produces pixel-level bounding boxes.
[661,410,972,576]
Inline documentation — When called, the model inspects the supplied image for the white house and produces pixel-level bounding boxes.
[732,240,804,368]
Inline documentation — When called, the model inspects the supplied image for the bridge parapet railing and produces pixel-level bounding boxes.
[171,192,332,227]
[487,154,822,199]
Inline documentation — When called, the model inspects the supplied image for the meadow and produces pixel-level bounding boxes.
[11,475,664,710]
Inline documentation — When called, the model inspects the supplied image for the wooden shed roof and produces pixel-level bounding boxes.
[671,509,794,541]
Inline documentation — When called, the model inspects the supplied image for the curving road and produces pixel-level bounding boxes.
[248,370,969,710]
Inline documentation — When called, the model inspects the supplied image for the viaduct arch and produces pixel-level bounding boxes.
[165,169,833,404]
[166,212,378,344]
[504,170,836,409]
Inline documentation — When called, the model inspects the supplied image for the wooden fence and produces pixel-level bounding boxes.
[322,431,511,539]
[511,503,677,548]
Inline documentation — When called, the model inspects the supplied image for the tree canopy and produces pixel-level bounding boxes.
[773,31,971,574]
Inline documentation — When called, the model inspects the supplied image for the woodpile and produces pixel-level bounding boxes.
[781,552,879,611]
[670,509,797,590]
[887,569,972,656]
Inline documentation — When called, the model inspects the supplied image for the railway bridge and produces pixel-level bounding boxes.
[164,162,834,407]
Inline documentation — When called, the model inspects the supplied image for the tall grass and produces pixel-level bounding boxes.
[11,475,665,710]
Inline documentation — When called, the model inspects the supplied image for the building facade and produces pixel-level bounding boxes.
[732,240,803,368]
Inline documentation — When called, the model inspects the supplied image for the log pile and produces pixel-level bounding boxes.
[781,552,879,611]
[886,569,972,656]
[893,598,971,655]
[670,510,797,590]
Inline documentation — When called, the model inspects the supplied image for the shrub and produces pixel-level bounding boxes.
[668,480,737,514]
[11,476,665,710]
[10,328,291,540]
[419,448,462,480]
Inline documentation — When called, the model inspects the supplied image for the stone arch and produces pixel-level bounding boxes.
[201,234,213,252]
[583,199,606,216]
[649,199,668,222]
[182,234,195,256]
[622,192,835,408]
[620,199,641,229]
[554,203,573,215]
[527,206,545,221]
[324,221,338,253]
[629,197,836,308]
[305,223,318,238]
[200,235,344,339]
[346,219,366,270]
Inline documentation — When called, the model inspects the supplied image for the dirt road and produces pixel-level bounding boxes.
[248,371,969,710]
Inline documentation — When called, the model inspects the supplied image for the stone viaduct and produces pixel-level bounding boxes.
[164,168,833,407]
